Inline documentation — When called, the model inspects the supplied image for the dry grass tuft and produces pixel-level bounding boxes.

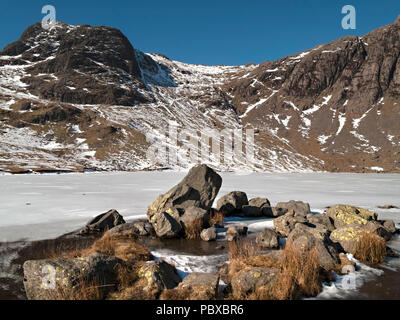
[228,239,322,300]
[61,233,154,263]
[184,218,204,240]
[57,277,107,300]
[210,209,224,227]
[160,287,195,300]
[355,231,386,264]
[278,244,321,298]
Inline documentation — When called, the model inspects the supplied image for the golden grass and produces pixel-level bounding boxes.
[209,209,224,227]
[55,233,153,263]
[228,239,322,300]
[184,218,204,240]
[355,231,387,264]
[57,277,105,300]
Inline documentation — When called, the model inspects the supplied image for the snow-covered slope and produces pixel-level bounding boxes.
[0,20,399,173]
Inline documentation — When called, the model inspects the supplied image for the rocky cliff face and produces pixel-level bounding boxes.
[0,18,399,173]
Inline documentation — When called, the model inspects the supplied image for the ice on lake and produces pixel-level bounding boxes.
[0,171,399,242]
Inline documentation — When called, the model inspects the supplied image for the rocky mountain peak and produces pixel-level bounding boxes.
[1,22,151,106]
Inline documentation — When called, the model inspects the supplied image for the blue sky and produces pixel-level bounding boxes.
[0,0,399,65]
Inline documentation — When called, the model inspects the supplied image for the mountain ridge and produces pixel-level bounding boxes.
[0,18,399,173]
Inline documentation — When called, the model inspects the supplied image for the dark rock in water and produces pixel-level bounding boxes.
[248,198,274,217]
[273,210,307,237]
[287,223,340,270]
[180,206,210,230]
[107,221,155,237]
[378,205,399,209]
[23,253,123,300]
[79,209,125,235]
[138,260,181,295]
[256,229,279,249]
[178,272,220,299]
[201,227,217,242]
[275,200,311,217]
[216,191,248,216]
[226,225,248,242]
[147,165,222,219]
[231,267,279,298]
[150,211,182,239]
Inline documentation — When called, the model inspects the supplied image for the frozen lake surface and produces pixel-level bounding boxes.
[0,171,399,242]
[0,171,399,300]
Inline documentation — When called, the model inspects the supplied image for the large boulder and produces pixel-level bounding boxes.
[80,209,125,235]
[150,211,182,239]
[273,210,307,237]
[275,201,311,217]
[23,253,123,300]
[216,191,248,216]
[256,229,279,249]
[138,260,182,296]
[330,221,390,255]
[178,273,220,300]
[147,165,222,219]
[326,205,377,228]
[287,223,340,270]
[201,227,217,242]
[231,267,278,298]
[330,224,365,254]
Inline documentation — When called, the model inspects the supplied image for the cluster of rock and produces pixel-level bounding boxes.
[22,164,399,300]
[144,165,290,242]
[274,203,397,260]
